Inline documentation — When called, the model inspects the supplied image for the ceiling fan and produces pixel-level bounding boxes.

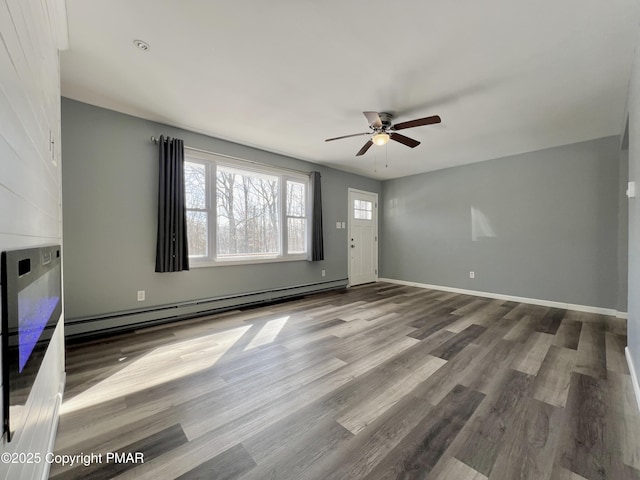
[325,111,442,156]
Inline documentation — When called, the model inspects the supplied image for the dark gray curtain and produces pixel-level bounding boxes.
[155,136,189,272]
[310,171,324,261]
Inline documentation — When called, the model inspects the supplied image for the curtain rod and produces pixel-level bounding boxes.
[150,136,311,176]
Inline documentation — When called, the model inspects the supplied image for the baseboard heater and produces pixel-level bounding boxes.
[65,278,348,338]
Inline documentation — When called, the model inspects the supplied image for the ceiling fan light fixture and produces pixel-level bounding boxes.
[325,111,440,156]
[372,132,390,146]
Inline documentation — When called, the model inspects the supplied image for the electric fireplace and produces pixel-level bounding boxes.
[1,245,61,441]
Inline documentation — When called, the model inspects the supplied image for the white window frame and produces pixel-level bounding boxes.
[284,176,309,256]
[184,158,211,258]
[184,148,311,267]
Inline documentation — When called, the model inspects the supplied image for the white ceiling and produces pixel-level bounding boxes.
[61,0,640,180]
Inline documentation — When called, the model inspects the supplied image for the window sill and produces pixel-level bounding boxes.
[188,254,309,268]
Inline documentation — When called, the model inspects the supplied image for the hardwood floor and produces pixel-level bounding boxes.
[50,283,640,480]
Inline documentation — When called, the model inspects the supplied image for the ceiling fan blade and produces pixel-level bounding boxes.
[325,132,370,142]
[390,132,420,148]
[363,111,382,128]
[392,115,441,131]
[356,140,374,156]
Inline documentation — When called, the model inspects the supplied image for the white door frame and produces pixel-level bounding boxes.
[347,188,379,286]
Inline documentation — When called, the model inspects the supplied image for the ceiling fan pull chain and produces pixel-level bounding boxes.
[374,146,378,173]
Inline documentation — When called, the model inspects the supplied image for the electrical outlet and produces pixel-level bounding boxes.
[321,269,326,277]
[137,290,145,301]
[469,271,475,279]
[336,222,341,229]
[341,222,346,229]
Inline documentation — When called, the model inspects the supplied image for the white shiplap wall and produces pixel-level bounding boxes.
[0,0,66,479]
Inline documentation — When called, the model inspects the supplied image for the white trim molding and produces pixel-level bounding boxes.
[626,348,640,415]
[47,0,70,50]
[42,375,65,480]
[378,278,626,317]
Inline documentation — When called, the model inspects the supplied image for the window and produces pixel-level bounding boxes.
[185,161,209,257]
[184,149,310,265]
[286,180,307,254]
[353,199,373,220]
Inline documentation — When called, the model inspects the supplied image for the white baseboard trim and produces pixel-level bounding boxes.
[378,278,626,317]
[626,348,640,415]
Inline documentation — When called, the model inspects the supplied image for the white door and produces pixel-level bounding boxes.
[348,189,378,286]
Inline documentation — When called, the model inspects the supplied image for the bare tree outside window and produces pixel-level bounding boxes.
[216,167,280,257]
[286,180,306,254]
[183,153,309,263]
[185,161,208,256]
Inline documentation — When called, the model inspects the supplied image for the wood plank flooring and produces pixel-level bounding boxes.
[50,283,640,480]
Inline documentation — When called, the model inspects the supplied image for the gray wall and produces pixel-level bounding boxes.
[626,37,640,392]
[380,136,622,310]
[619,146,629,312]
[61,98,380,328]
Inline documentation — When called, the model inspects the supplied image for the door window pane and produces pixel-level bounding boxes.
[353,199,373,220]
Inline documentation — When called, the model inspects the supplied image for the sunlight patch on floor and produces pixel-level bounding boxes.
[244,316,289,351]
[61,325,251,415]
